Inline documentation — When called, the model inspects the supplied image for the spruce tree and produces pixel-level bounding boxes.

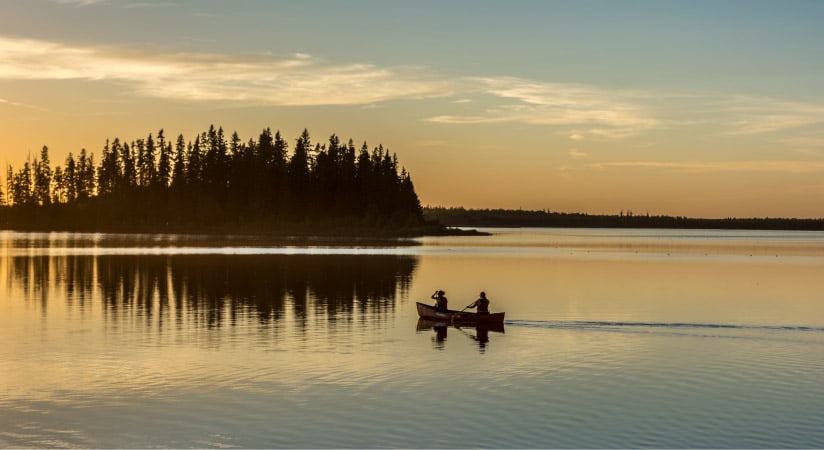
[33,146,52,206]
[157,129,172,188]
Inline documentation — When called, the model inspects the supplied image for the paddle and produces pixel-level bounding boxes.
[451,322,480,343]
[452,304,473,326]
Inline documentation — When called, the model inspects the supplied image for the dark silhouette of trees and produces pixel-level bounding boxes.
[76,149,95,201]
[288,129,312,216]
[141,133,157,188]
[157,129,172,189]
[33,146,52,206]
[1,126,426,235]
[425,207,824,231]
[171,134,186,191]
[8,158,34,206]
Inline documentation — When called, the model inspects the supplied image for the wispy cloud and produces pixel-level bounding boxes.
[5,34,824,143]
[53,0,108,6]
[0,97,42,110]
[53,0,167,7]
[591,160,824,174]
[568,148,590,160]
[721,95,824,136]
[427,83,824,140]
[0,35,452,106]
[427,77,660,139]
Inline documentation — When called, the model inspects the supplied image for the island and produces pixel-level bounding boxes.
[1,126,478,237]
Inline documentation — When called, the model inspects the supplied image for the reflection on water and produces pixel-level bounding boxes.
[416,319,505,352]
[0,230,421,251]
[2,229,824,448]
[4,253,417,329]
[418,227,824,259]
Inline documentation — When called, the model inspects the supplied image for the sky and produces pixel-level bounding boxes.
[1,0,824,218]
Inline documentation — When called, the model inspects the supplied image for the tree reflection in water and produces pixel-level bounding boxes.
[5,253,417,330]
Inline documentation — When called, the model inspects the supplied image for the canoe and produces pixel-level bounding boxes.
[416,302,505,325]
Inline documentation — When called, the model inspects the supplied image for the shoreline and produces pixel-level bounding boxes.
[0,223,488,241]
[424,207,824,232]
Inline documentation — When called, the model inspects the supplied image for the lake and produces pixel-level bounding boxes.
[1,228,824,448]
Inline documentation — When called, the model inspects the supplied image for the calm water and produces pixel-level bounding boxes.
[2,228,824,448]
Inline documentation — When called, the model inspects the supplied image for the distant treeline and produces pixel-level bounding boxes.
[1,126,427,235]
[425,207,824,231]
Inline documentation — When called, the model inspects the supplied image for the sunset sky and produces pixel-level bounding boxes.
[2,0,824,218]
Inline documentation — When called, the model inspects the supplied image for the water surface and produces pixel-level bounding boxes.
[1,228,823,448]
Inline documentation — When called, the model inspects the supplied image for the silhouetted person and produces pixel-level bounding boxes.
[431,290,448,311]
[466,291,490,314]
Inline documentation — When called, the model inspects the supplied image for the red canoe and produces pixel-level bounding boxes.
[416,302,505,325]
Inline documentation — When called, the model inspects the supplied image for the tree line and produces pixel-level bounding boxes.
[425,207,824,231]
[2,126,425,233]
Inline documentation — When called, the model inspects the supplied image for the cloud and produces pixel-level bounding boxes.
[591,160,824,174]
[721,95,824,135]
[427,84,824,141]
[52,0,168,7]
[0,97,41,110]
[426,76,660,139]
[568,148,590,160]
[53,0,108,5]
[5,34,822,143]
[0,35,453,106]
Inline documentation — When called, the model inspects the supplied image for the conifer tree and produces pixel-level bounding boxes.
[157,129,172,188]
[11,158,33,206]
[288,129,312,214]
[77,149,94,200]
[135,138,146,187]
[171,134,186,189]
[142,133,157,188]
[121,142,136,190]
[63,152,77,202]
[33,146,52,205]
[52,166,64,204]
[187,136,202,186]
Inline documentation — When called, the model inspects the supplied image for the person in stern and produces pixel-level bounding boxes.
[466,291,490,315]
[431,290,448,311]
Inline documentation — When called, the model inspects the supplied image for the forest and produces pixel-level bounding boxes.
[425,207,824,231]
[1,126,428,235]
